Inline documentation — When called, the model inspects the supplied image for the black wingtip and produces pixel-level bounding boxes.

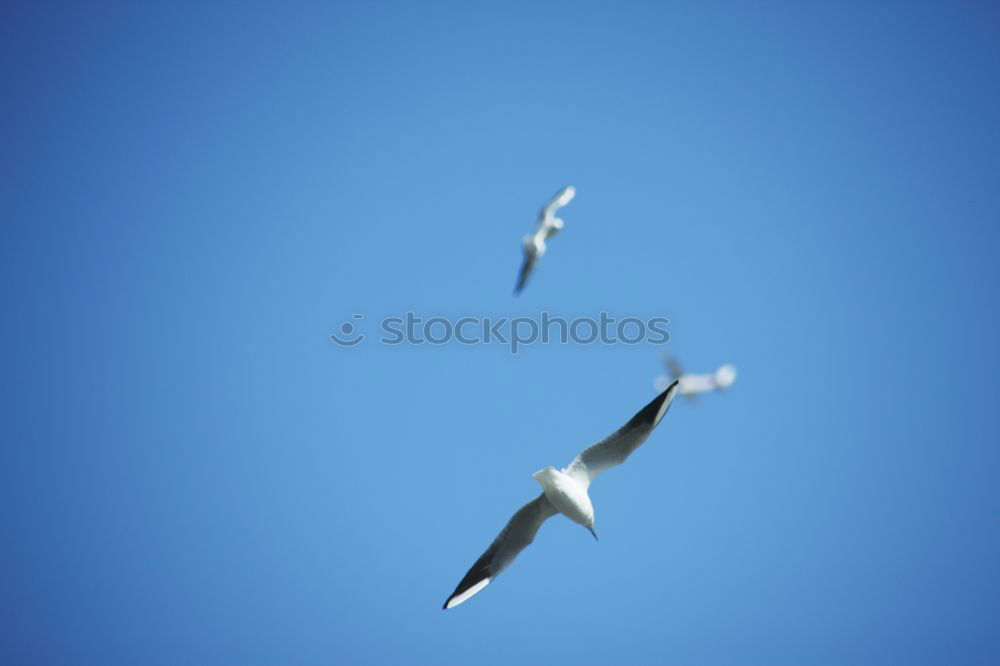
[626,380,679,430]
[513,274,528,295]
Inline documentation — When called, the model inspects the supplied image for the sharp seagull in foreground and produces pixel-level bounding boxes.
[654,355,737,398]
[443,380,680,609]
[513,185,575,295]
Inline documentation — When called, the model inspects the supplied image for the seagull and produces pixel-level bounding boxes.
[654,355,737,398]
[513,186,576,295]
[442,380,680,609]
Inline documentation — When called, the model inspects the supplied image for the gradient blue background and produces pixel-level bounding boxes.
[3,2,999,664]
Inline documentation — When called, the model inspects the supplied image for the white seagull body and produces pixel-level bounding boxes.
[443,380,679,609]
[654,356,737,397]
[514,186,576,295]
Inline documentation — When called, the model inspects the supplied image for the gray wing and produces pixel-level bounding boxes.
[540,185,576,222]
[563,381,679,488]
[664,354,684,381]
[443,493,558,609]
[513,247,538,295]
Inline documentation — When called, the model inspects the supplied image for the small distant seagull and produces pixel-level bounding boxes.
[654,355,737,398]
[513,186,576,295]
[443,381,679,609]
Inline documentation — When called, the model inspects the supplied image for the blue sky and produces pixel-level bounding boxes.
[3,2,999,664]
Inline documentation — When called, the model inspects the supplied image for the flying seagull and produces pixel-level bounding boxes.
[654,355,737,398]
[443,380,680,609]
[513,185,576,295]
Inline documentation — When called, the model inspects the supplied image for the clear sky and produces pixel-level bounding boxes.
[3,2,999,664]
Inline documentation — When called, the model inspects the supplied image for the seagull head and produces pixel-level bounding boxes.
[714,364,737,389]
[531,466,559,485]
[558,185,576,206]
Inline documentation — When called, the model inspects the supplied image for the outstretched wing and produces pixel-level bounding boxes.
[664,354,684,381]
[539,185,576,222]
[443,493,558,609]
[513,247,538,295]
[563,381,679,488]
[653,374,673,393]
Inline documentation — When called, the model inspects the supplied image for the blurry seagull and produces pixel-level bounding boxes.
[443,380,679,609]
[513,186,576,295]
[654,355,737,398]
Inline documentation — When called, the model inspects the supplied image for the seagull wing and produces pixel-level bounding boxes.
[443,493,557,609]
[540,185,576,222]
[653,375,673,392]
[563,381,679,488]
[664,354,684,381]
[513,247,538,295]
